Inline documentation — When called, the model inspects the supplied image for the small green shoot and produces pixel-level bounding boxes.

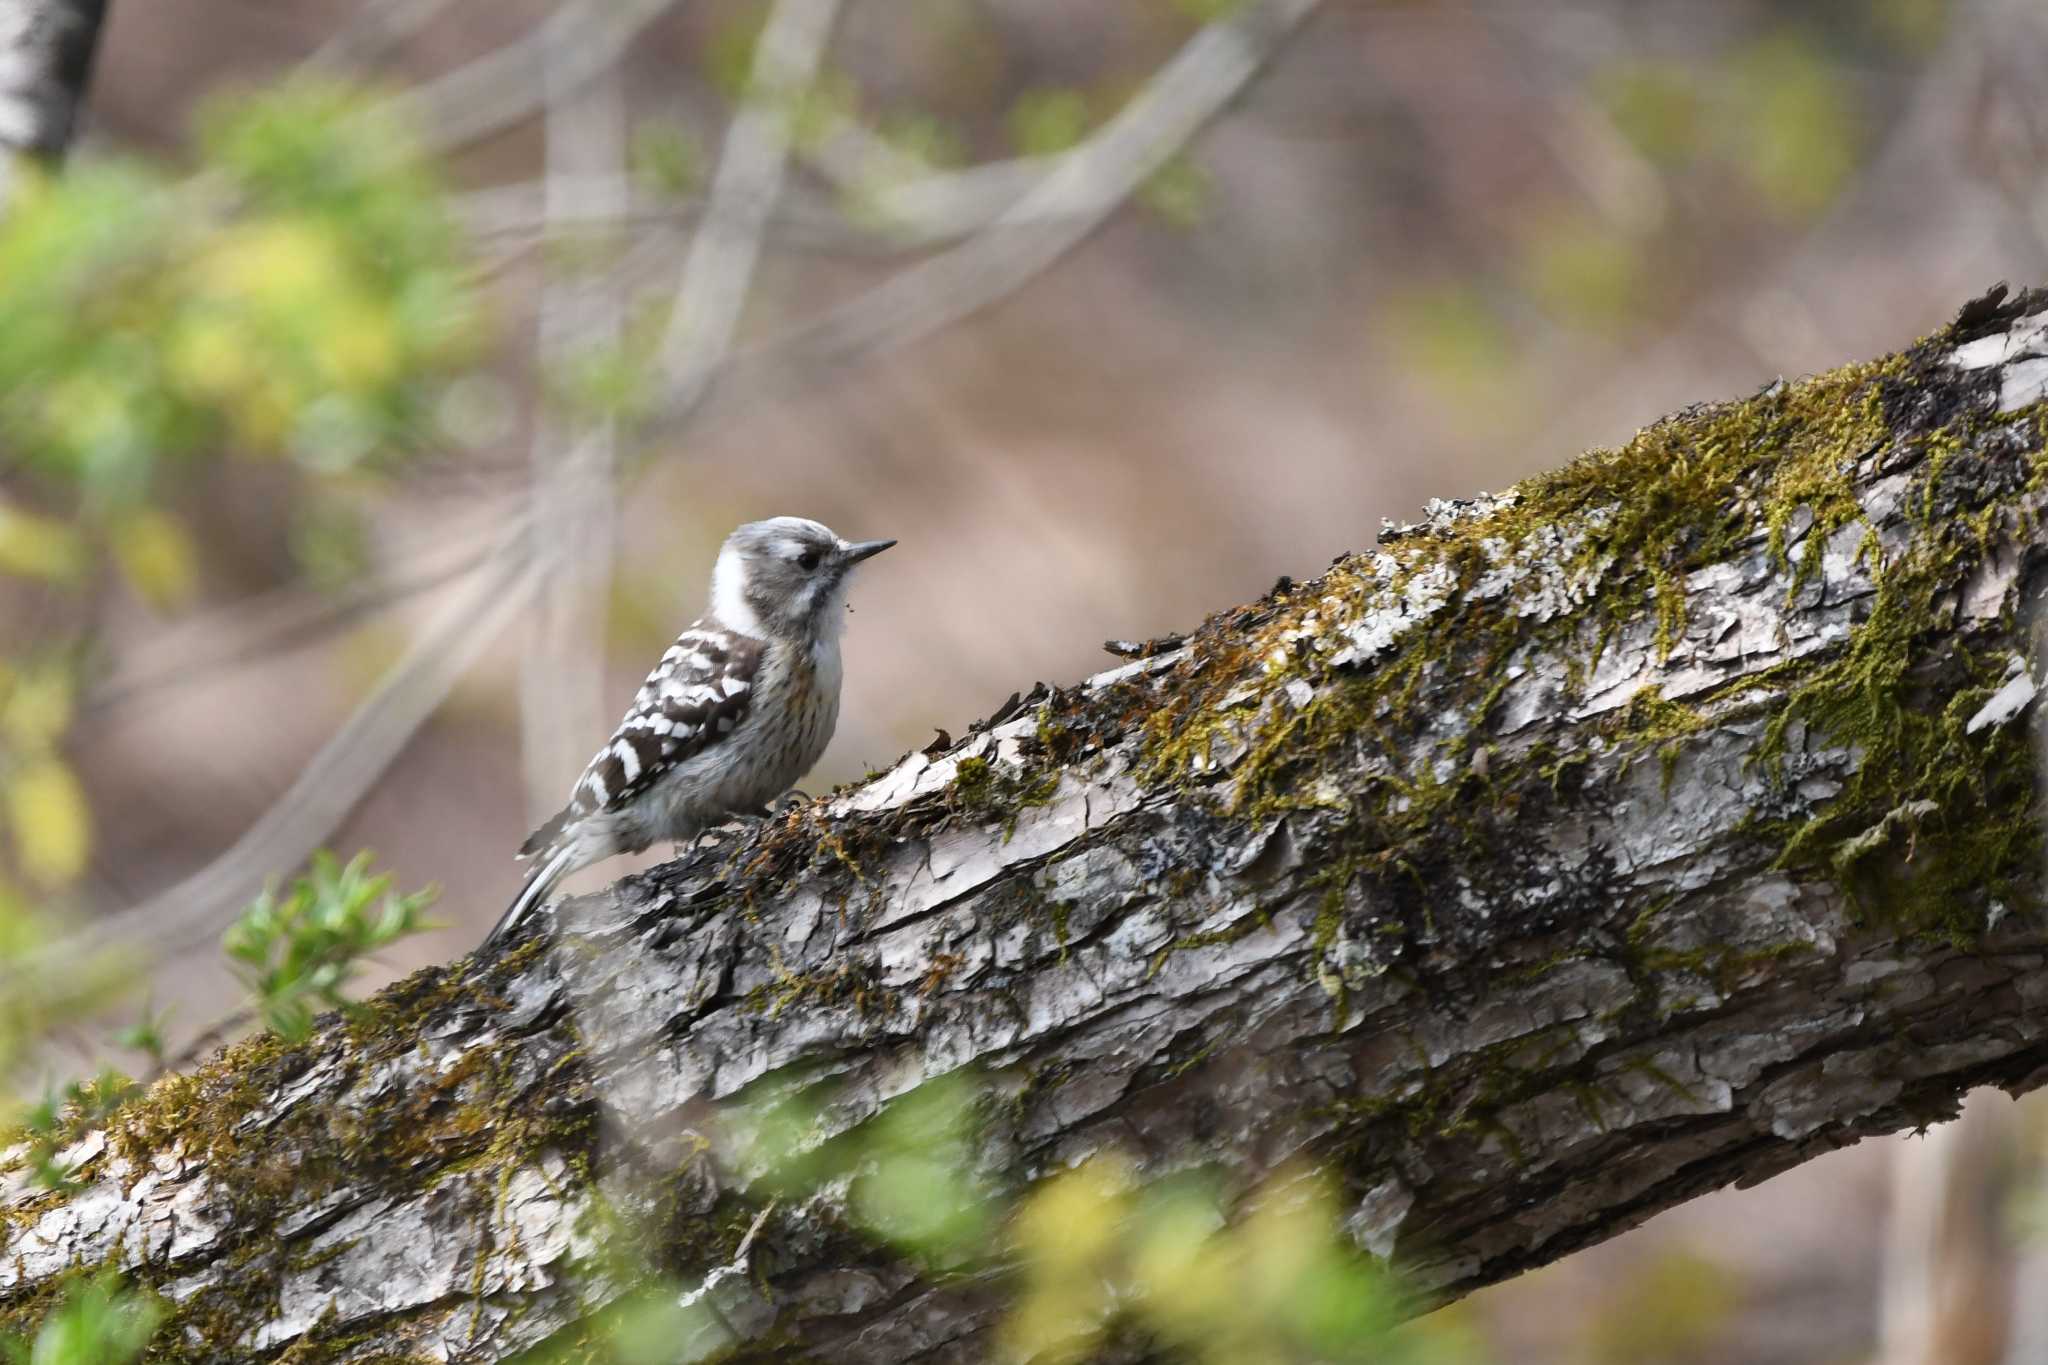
[223,850,436,1042]
[0,1271,162,1365]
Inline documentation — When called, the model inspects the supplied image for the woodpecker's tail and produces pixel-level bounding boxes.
[484,843,577,949]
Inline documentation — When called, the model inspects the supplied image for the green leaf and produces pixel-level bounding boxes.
[631,122,705,197]
[223,850,436,1042]
[1,1270,161,1365]
[114,999,171,1070]
[706,5,768,102]
[1595,61,1705,166]
[1722,31,1864,220]
[0,506,87,584]
[1519,211,1644,329]
[15,1070,139,1194]
[109,507,200,611]
[0,81,478,493]
[1139,153,1212,230]
[1008,89,1092,157]
[0,660,76,752]
[6,758,91,889]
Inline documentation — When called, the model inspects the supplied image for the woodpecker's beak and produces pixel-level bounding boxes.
[839,538,896,566]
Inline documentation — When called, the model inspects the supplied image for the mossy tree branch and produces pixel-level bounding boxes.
[9,286,2048,1361]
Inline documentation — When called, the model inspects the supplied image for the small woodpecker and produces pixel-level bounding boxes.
[486,516,895,947]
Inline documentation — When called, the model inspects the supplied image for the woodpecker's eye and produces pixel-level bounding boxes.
[796,549,822,572]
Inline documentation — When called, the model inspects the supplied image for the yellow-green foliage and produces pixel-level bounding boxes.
[0,83,474,481]
[0,80,479,916]
[0,657,89,896]
[1002,1155,1472,1365]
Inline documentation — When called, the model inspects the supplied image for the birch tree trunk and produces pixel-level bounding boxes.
[8,285,2048,1362]
[0,0,106,205]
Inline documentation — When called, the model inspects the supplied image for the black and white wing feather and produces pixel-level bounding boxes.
[488,623,762,946]
[521,623,764,854]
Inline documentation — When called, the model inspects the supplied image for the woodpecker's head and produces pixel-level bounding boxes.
[710,516,895,641]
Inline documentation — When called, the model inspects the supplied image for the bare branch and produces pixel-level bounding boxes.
[693,0,1325,413]
[458,2,1310,270]
[656,0,846,412]
[800,113,1055,243]
[457,178,956,258]
[82,514,515,718]
[389,0,674,156]
[33,533,535,974]
[521,24,625,821]
[304,0,464,74]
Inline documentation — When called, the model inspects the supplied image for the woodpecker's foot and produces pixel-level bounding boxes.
[772,790,811,813]
[672,828,721,858]
[723,808,773,830]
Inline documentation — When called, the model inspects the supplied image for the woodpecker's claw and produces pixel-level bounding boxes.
[672,828,720,858]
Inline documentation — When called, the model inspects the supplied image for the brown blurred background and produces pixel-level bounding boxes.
[34,0,2048,1359]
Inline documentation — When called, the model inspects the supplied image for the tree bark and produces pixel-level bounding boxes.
[8,285,2048,1361]
[0,0,107,203]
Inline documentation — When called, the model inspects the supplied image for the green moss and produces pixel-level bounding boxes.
[1031,702,1090,769]
[1150,908,1274,976]
[1146,356,1905,797]
[1,955,601,1359]
[1047,898,1073,952]
[1632,939,1815,998]
[1752,517,2041,943]
[1616,687,1706,790]
[1129,314,2046,948]
[950,754,1061,838]
[745,950,892,1020]
[710,801,899,934]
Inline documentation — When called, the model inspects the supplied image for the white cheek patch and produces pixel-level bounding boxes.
[710,544,765,636]
[810,575,851,640]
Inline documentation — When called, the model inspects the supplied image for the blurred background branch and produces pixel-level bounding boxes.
[520,16,624,822]
[388,0,676,156]
[657,0,845,413]
[32,531,534,973]
[703,0,1326,411]
[304,0,462,76]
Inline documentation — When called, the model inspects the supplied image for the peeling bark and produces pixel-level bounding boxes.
[9,286,2048,1361]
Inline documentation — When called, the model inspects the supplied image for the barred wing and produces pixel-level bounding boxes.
[520,623,763,855]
